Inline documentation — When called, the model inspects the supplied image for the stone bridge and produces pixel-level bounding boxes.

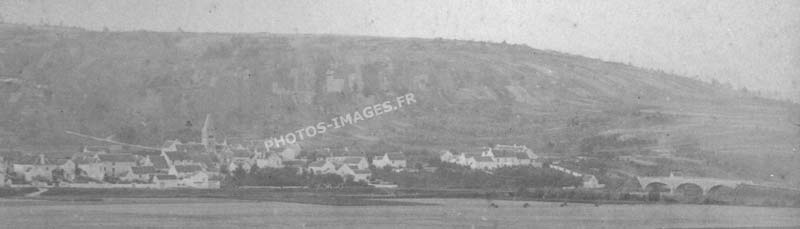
[636,174,753,195]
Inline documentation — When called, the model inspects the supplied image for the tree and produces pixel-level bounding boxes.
[249,163,260,176]
[232,164,247,187]
[73,165,84,178]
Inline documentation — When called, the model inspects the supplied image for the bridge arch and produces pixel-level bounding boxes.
[675,183,704,196]
[707,184,735,196]
[644,182,670,193]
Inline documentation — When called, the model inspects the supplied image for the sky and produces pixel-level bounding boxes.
[1,0,799,101]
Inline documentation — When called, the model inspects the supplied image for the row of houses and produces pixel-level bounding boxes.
[3,146,221,189]
[290,152,408,183]
[439,144,542,170]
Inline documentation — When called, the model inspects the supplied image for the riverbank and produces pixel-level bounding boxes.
[3,186,797,208]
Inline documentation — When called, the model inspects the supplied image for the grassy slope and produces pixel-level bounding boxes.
[0,24,798,186]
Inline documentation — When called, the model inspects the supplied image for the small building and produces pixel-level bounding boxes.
[279,143,301,160]
[308,160,336,175]
[337,165,371,182]
[228,158,253,173]
[492,144,538,161]
[153,175,179,189]
[470,156,497,170]
[456,151,485,166]
[13,154,75,182]
[582,175,605,189]
[179,171,210,188]
[149,155,171,172]
[492,150,520,167]
[338,157,369,170]
[439,150,456,163]
[373,152,407,169]
[172,165,204,178]
[123,166,161,182]
[163,151,193,166]
[72,156,105,180]
[97,154,138,177]
[282,160,307,174]
[255,152,283,169]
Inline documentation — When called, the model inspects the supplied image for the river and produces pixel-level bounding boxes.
[1,198,798,228]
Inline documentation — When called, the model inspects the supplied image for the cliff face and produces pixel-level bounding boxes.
[1,24,799,183]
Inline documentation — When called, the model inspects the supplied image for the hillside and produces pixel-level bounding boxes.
[1,24,798,186]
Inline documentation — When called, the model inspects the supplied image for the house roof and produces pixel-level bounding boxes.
[131,166,158,174]
[177,143,206,153]
[97,154,137,163]
[342,157,365,164]
[175,165,204,173]
[352,169,371,175]
[164,151,190,161]
[150,155,169,169]
[190,154,218,167]
[130,150,161,157]
[282,160,307,167]
[72,156,100,164]
[516,152,530,159]
[308,160,330,168]
[386,152,406,161]
[155,174,178,180]
[493,144,528,152]
[474,156,494,162]
[492,150,519,158]
[462,152,483,158]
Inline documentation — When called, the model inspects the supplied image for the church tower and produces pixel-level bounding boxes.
[201,114,214,151]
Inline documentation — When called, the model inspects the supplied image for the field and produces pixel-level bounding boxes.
[1,198,799,228]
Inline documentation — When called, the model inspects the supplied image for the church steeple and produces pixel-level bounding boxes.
[201,114,214,151]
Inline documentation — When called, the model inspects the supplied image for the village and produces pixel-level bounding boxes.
[0,116,609,191]
[0,137,609,190]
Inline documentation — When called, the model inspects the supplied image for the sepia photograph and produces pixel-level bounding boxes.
[0,0,799,228]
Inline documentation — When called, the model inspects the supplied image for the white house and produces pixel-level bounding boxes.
[337,165,371,182]
[308,160,336,175]
[582,175,605,189]
[13,154,75,182]
[492,150,520,167]
[255,152,283,169]
[492,144,538,162]
[179,171,210,188]
[172,165,204,178]
[279,143,301,160]
[373,152,407,169]
[456,152,485,166]
[439,150,456,163]
[72,156,104,181]
[153,175,179,189]
[334,157,369,170]
[122,166,161,182]
[163,151,194,166]
[97,153,138,177]
[470,156,497,170]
